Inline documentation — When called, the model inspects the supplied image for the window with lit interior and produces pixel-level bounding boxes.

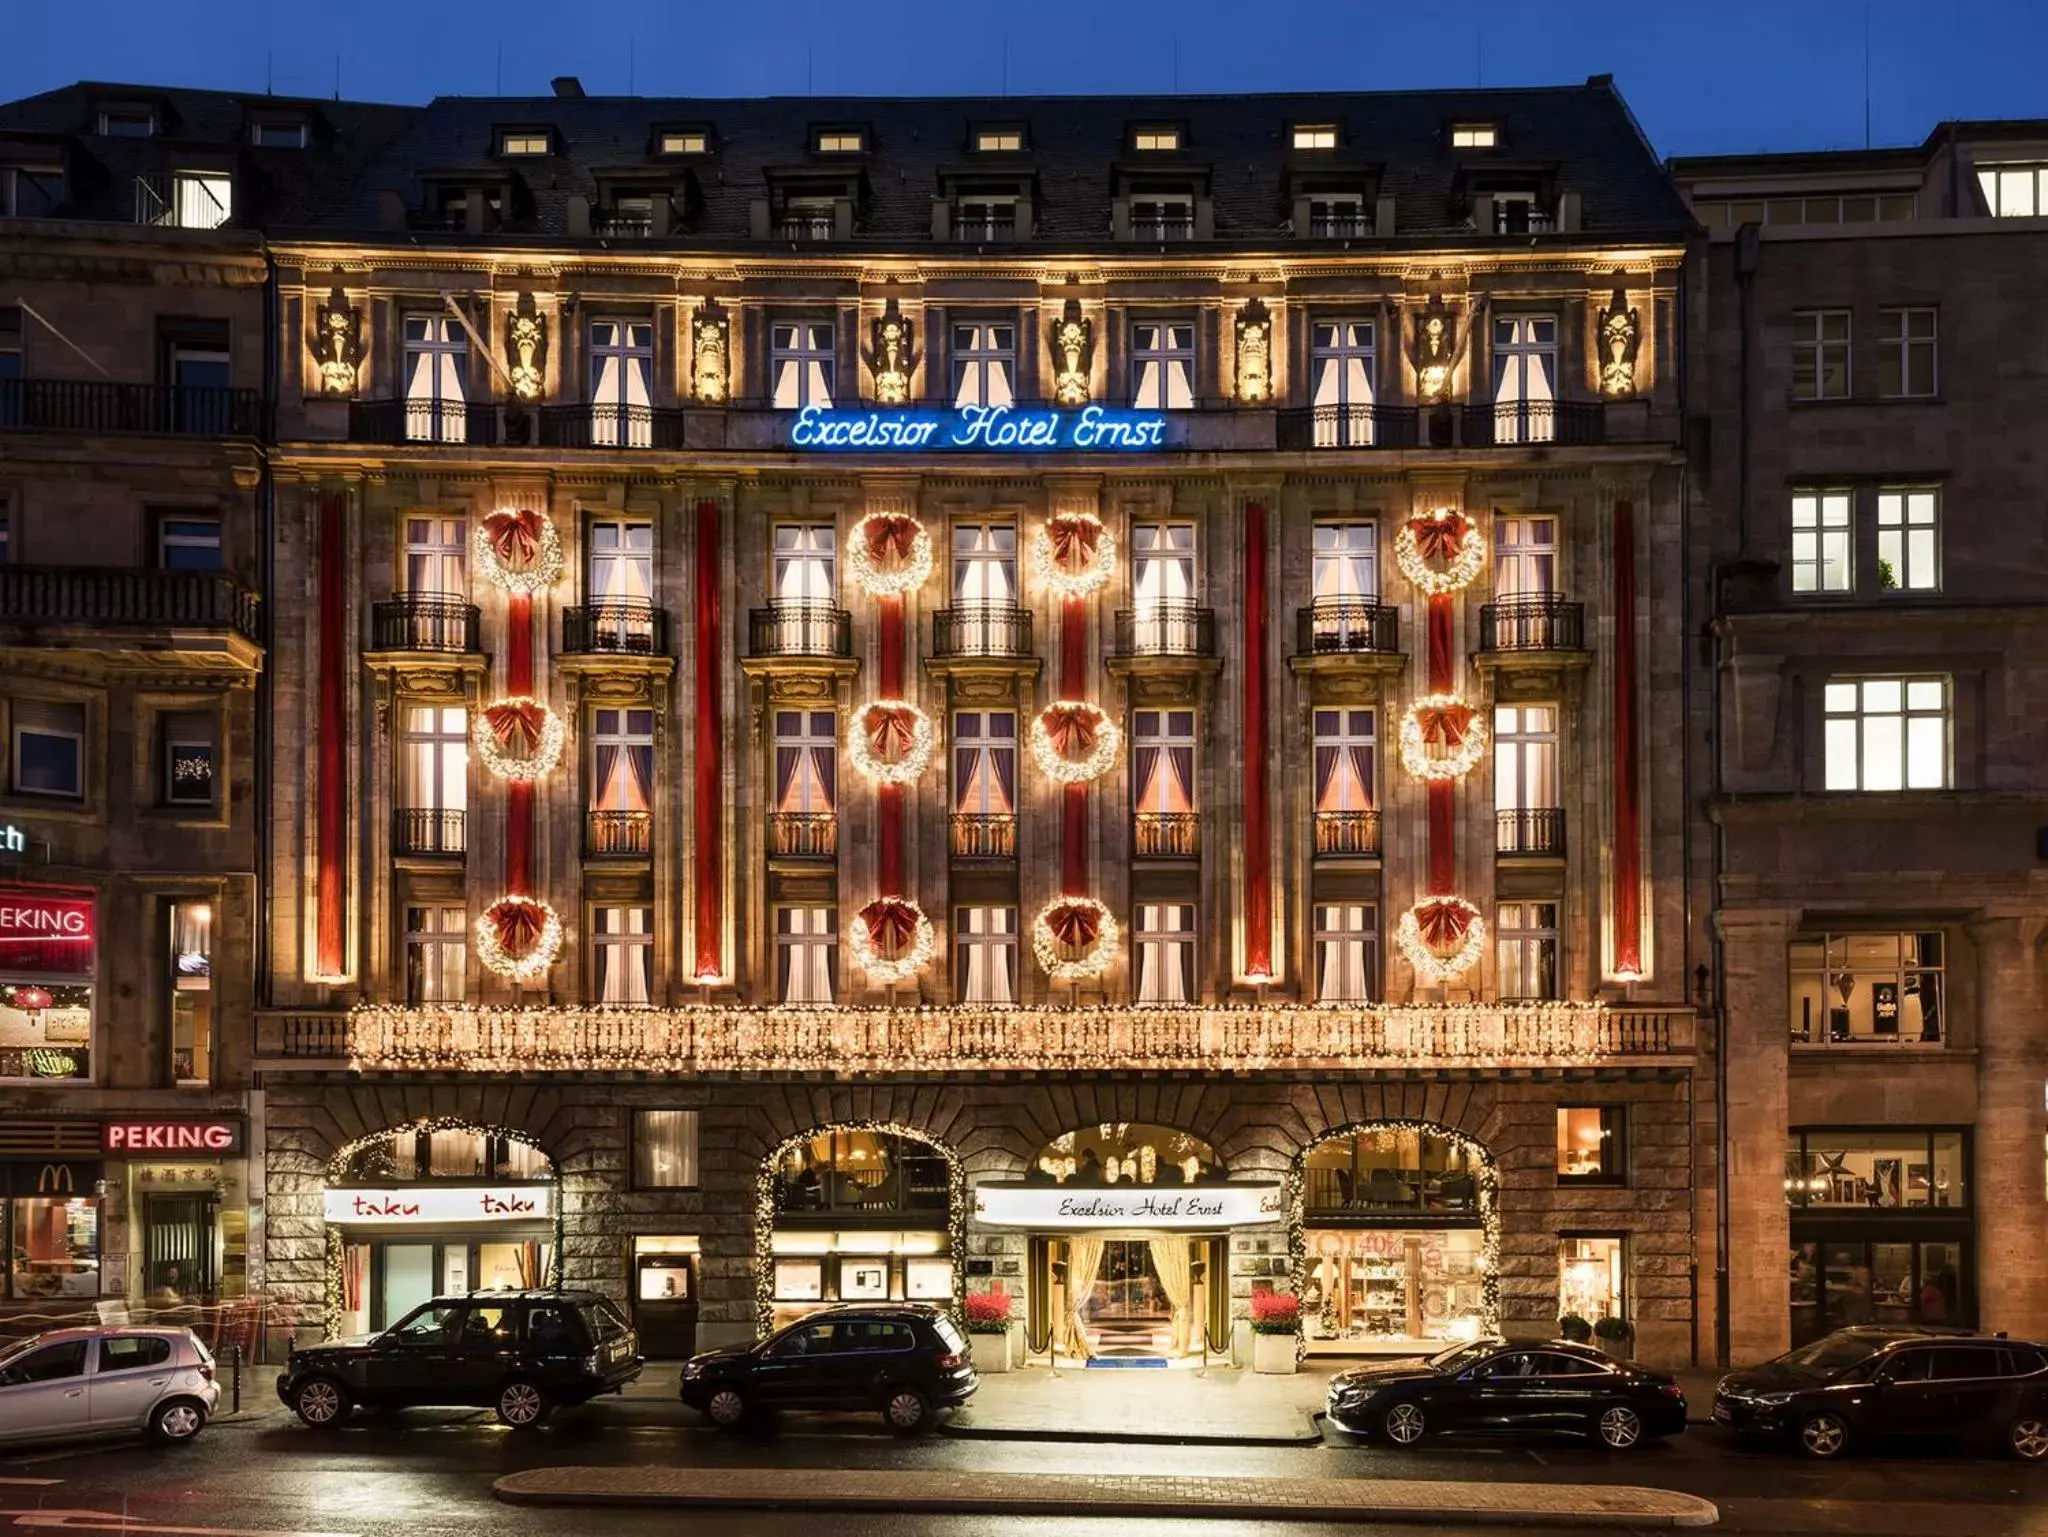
[1789,931,1944,1045]
[1823,678,1948,791]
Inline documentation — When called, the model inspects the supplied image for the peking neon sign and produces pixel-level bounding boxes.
[787,403,1169,453]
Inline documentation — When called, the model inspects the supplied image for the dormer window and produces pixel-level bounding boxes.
[779,195,838,241]
[1452,123,1499,149]
[1293,124,1339,151]
[658,130,709,156]
[499,131,551,157]
[1134,126,1181,152]
[974,127,1025,153]
[1491,190,1551,234]
[955,194,1017,241]
[250,119,307,149]
[1131,193,1194,241]
[98,107,155,138]
[1308,193,1368,238]
[816,130,865,154]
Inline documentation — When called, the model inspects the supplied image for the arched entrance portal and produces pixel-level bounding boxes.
[1292,1122,1499,1356]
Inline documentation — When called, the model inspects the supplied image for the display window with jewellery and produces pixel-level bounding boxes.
[766,1129,953,1331]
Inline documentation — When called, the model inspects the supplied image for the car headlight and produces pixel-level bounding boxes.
[1751,1391,1796,1406]
[682,1361,705,1380]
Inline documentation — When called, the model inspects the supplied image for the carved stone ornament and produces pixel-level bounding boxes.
[1234,297,1273,404]
[1412,292,1458,403]
[506,295,548,403]
[692,297,730,404]
[313,287,362,396]
[867,290,917,405]
[1597,284,1641,398]
[1050,290,1094,408]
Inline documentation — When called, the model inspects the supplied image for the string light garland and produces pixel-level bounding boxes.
[1396,897,1487,984]
[846,512,934,596]
[1030,702,1121,784]
[849,897,938,986]
[1030,512,1116,598]
[1395,509,1485,594]
[847,700,936,784]
[474,696,567,781]
[1399,695,1486,780]
[475,508,564,594]
[1032,897,1121,981]
[475,895,564,981]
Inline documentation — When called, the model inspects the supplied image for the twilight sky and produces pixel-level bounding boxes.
[6,0,2044,158]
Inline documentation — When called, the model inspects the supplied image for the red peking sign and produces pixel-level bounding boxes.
[0,887,96,975]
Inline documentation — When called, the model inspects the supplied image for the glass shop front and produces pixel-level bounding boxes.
[767,1129,953,1331]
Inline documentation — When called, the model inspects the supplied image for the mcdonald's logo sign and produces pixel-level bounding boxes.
[37,1162,76,1194]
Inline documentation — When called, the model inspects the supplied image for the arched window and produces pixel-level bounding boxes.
[336,1125,552,1184]
[1029,1123,1222,1187]
[1302,1127,1480,1216]
[772,1129,948,1216]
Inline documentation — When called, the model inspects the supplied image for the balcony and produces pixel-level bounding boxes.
[1496,808,1567,858]
[0,566,260,647]
[950,813,1016,860]
[133,171,233,230]
[1112,603,1216,660]
[393,808,466,857]
[591,211,655,238]
[586,810,652,858]
[1296,599,1400,658]
[538,404,690,450]
[1134,811,1199,859]
[371,596,480,654]
[1130,217,1195,241]
[769,812,838,860]
[1480,596,1585,653]
[932,604,1033,659]
[1277,404,1421,450]
[0,379,262,438]
[776,214,836,242]
[749,602,853,659]
[953,215,1017,242]
[563,603,670,657]
[348,398,499,446]
[1307,215,1372,239]
[1461,401,1605,447]
[1314,809,1382,858]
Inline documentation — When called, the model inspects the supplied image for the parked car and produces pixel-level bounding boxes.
[0,1327,219,1446]
[276,1289,642,1429]
[1324,1338,1687,1450]
[681,1304,977,1434]
[1713,1326,2048,1460]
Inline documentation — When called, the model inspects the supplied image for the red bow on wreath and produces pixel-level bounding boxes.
[484,898,549,957]
[1405,513,1472,563]
[1048,515,1102,574]
[859,898,921,959]
[485,699,549,755]
[865,705,920,763]
[1413,702,1476,748]
[1042,703,1100,758]
[1414,898,1476,952]
[1044,901,1102,953]
[861,515,922,573]
[482,508,549,574]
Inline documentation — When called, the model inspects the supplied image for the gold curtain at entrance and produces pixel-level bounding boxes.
[1061,1236,1106,1361]
[1148,1237,1193,1356]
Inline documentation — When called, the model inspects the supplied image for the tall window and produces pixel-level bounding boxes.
[770,321,835,409]
[1314,904,1377,1002]
[1134,905,1196,1004]
[1312,522,1377,599]
[1493,515,1558,596]
[161,710,216,807]
[401,705,468,824]
[592,906,653,1006]
[403,905,466,1004]
[589,707,654,854]
[950,322,1016,408]
[1790,490,1853,594]
[954,195,1018,240]
[773,709,837,857]
[952,710,1015,856]
[776,907,837,1004]
[952,523,1016,608]
[401,315,468,443]
[1557,1108,1625,1181]
[1491,315,1557,442]
[404,515,466,597]
[1309,320,1375,444]
[1824,678,1949,791]
[1498,902,1559,1000]
[1131,522,1197,651]
[1493,705,1558,810]
[1307,194,1367,237]
[588,319,654,447]
[1132,709,1197,857]
[773,524,835,601]
[1129,194,1194,240]
[1313,708,1376,853]
[1878,308,1937,398]
[168,900,212,1085]
[10,700,83,798]
[955,906,1017,1003]
[632,1111,700,1189]
[1130,320,1196,409]
[1976,162,2048,217]
[162,321,230,433]
[155,512,221,571]
[1792,310,1851,401]
[1877,489,1940,592]
[1790,932,1945,1045]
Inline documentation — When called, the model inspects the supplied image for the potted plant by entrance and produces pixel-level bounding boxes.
[1593,1314,1633,1359]
[1250,1291,1301,1375]
[965,1290,1015,1373]
[1559,1314,1593,1344]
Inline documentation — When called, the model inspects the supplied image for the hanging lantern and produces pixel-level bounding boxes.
[475,507,564,594]
[1030,511,1116,598]
[846,512,934,597]
[847,701,936,784]
[1399,694,1486,780]
[1032,896,1120,980]
[475,896,563,981]
[1029,702,1121,783]
[1396,896,1486,984]
[9,986,52,1023]
[475,696,567,781]
[848,897,937,985]
[1394,508,1485,594]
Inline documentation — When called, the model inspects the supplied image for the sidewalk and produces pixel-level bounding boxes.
[946,1362,1329,1444]
[494,1465,1720,1528]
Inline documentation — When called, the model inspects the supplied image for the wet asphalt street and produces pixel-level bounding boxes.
[4,1393,2048,1537]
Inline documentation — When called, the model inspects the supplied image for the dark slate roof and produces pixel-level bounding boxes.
[0,76,1694,248]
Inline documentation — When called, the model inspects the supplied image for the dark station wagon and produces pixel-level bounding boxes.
[681,1304,977,1434]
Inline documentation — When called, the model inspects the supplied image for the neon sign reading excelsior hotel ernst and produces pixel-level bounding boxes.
[788,403,1169,452]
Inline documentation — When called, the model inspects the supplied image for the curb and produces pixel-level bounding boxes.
[940,1416,1323,1447]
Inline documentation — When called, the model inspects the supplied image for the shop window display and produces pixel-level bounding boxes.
[1559,1236,1625,1324]
[1791,1239,1966,1343]
[1785,1129,1964,1208]
[1028,1123,1223,1186]
[1303,1227,1487,1347]
[1302,1126,1481,1215]
[8,1194,100,1300]
[772,1129,949,1215]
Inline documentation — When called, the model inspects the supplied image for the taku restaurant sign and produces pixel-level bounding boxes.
[972,1181,1284,1231]
[786,403,1170,453]
[324,1184,555,1227]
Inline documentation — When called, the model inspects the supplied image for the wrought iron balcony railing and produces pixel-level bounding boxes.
[953,215,1017,242]
[1496,807,1567,857]
[1276,403,1422,450]
[0,567,261,645]
[0,379,262,437]
[1461,400,1606,447]
[776,215,836,241]
[563,603,670,656]
[348,398,499,446]
[371,596,480,653]
[1314,809,1382,857]
[1130,217,1195,241]
[1133,812,1199,858]
[749,602,853,659]
[950,813,1017,860]
[932,603,1032,659]
[586,810,652,857]
[1295,599,1400,657]
[392,808,466,857]
[768,812,838,859]
[1113,602,1216,659]
[538,404,689,450]
[1479,596,1585,653]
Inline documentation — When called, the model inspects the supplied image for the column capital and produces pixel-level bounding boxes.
[1963,911,2048,951]
[1713,907,1801,944]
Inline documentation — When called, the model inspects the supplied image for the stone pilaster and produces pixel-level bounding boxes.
[1967,914,2048,1340]
[1715,907,1797,1365]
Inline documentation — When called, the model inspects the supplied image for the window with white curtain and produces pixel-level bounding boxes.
[771,321,836,408]
[1494,705,1558,810]
[1132,522,1197,651]
[777,907,837,1004]
[952,523,1016,605]
[1313,709,1376,853]
[952,711,1015,816]
[1130,319,1196,409]
[592,906,654,1006]
[404,516,466,596]
[1497,902,1559,1000]
[1824,678,1949,791]
[632,1110,700,1188]
[1134,904,1196,1004]
[404,905,467,1004]
[774,524,836,599]
[588,519,653,603]
[401,315,468,443]
[955,906,1017,1003]
[1309,320,1375,444]
[590,707,654,816]
[401,706,468,813]
[1491,315,1557,442]
[951,322,1016,408]
[1494,515,1558,597]
[588,319,654,446]
[1314,904,1378,1002]
[1312,522,1378,599]
[1132,709,1196,856]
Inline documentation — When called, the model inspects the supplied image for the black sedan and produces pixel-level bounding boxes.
[1325,1339,1687,1450]
[1714,1327,2048,1460]
[681,1304,976,1435]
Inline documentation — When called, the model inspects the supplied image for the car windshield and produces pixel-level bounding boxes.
[1780,1335,1888,1373]
[1427,1341,1501,1374]
[0,1337,37,1369]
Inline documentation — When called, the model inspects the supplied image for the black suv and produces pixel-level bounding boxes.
[680,1304,976,1434]
[277,1289,642,1429]
[1714,1326,2048,1460]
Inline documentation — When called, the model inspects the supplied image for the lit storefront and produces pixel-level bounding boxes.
[1,1125,102,1315]
[0,884,95,1082]
[101,1118,248,1313]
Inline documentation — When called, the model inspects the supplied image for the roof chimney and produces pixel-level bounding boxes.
[552,76,585,99]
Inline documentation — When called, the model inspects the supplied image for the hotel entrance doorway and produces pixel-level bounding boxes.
[1029,1234,1229,1363]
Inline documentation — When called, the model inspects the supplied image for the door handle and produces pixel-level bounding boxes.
[65,1389,84,1398]
[148,1377,169,1386]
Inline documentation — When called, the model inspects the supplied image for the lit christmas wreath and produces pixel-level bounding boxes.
[1030,511,1116,598]
[1394,508,1485,594]
[1395,896,1486,985]
[475,507,564,594]
[846,512,933,596]
[847,701,936,784]
[475,696,567,781]
[848,897,937,985]
[476,895,563,982]
[1030,702,1121,783]
[1398,694,1485,780]
[1033,896,1121,981]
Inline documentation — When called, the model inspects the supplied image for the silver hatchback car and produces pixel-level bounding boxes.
[0,1327,221,1445]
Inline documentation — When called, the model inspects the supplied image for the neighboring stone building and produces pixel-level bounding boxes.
[1675,124,2048,1363]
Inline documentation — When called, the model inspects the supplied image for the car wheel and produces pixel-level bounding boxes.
[1380,1401,1427,1448]
[495,1379,551,1429]
[293,1377,351,1430]
[703,1385,750,1430]
[1596,1405,1644,1450]
[882,1386,932,1435]
[1797,1412,1850,1459]
[2010,1415,2048,1462]
[149,1399,206,1444]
